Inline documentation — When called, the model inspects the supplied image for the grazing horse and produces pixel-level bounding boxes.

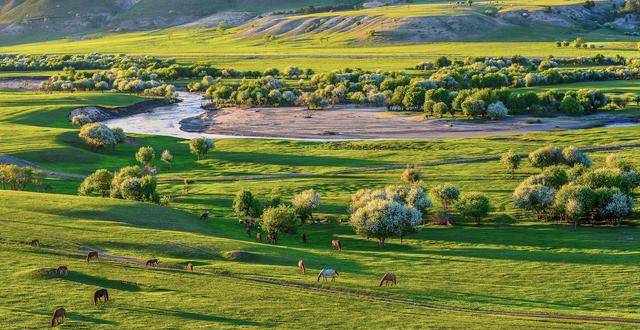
[145,258,159,268]
[317,268,339,282]
[186,263,194,272]
[379,272,397,287]
[255,232,262,242]
[93,288,109,305]
[200,210,210,221]
[86,251,99,262]
[28,239,40,247]
[301,233,308,244]
[56,266,69,277]
[50,307,66,327]
[331,239,342,251]
[297,260,306,274]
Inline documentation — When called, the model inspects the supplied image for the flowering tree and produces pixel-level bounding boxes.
[291,189,321,223]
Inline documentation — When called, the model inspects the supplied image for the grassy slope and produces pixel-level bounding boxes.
[2,87,640,327]
[0,1,636,71]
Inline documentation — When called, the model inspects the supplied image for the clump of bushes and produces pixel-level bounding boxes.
[78,123,126,151]
[0,165,45,191]
[79,165,161,203]
[513,153,638,226]
[528,145,591,168]
[189,137,214,160]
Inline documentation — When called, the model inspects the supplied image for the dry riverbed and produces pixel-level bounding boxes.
[179,105,640,140]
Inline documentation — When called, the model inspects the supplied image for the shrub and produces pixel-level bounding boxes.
[528,146,564,168]
[0,164,39,191]
[112,127,127,143]
[524,166,570,189]
[500,150,521,176]
[461,98,486,118]
[233,189,260,220]
[260,205,298,243]
[512,183,556,218]
[161,150,173,167]
[432,102,449,117]
[486,101,509,120]
[135,146,155,167]
[110,165,143,199]
[562,146,592,167]
[429,184,460,210]
[189,137,214,160]
[401,167,421,184]
[78,169,113,197]
[78,123,117,150]
[455,192,492,224]
[120,177,143,201]
[291,189,321,223]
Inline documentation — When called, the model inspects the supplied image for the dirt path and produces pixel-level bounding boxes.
[12,241,640,326]
[182,105,640,141]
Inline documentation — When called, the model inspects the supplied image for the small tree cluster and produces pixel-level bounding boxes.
[189,137,214,160]
[291,189,321,223]
[350,184,431,246]
[528,145,591,168]
[78,165,160,203]
[78,123,126,151]
[513,154,639,226]
[0,165,45,191]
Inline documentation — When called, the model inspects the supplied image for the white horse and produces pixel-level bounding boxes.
[317,268,339,282]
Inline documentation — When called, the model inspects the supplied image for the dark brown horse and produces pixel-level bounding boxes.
[86,251,99,262]
[28,239,40,247]
[297,260,306,274]
[186,263,194,272]
[200,210,210,221]
[145,258,159,268]
[56,266,69,277]
[50,307,66,327]
[379,272,397,287]
[93,288,109,305]
[331,239,342,251]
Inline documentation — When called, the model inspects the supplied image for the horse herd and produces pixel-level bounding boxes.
[34,237,398,327]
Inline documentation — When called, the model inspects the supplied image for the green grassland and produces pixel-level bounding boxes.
[2,82,640,327]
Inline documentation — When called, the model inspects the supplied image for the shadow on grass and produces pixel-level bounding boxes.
[63,271,141,292]
[213,150,392,168]
[125,305,270,327]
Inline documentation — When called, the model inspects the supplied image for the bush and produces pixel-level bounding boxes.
[429,184,460,210]
[528,146,564,168]
[110,165,143,199]
[486,101,509,120]
[500,150,521,175]
[136,146,155,167]
[120,177,143,201]
[189,137,214,160]
[291,189,321,223]
[524,166,569,189]
[455,192,492,224]
[78,169,113,197]
[260,205,298,243]
[0,164,40,191]
[461,98,486,118]
[561,146,592,167]
[401,167,421,184]
[161,150,173,167]
[512,183,556,218]
[233,189,260,220]
[78,123,118,150]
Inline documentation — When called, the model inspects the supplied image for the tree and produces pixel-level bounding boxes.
[233,189,260,221]
[136,146,155,167]
[512,183,556,219]
[528,146,564,168]
[500,150,521,176]
[435,56,451,68]
[260,205,298,244]
[78,169,113,197]
[189,137,214,160]
[78,123,117,150]
[110,165,143,199]
[486,101,508,120]
[461,98,486,118]
[432,102,449,117]
[455,192,492,224]
[401,167,421,184]
[349,198,421,246]
[430,184,460,211]
[161,150,173,168]
[291,189,321,223]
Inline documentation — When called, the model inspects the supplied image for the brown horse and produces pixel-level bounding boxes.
[93,288,109,305]
[200,210,210,221]
[379,272,397,287]
[56,266,69,277]
[28,239,40,247]
[255,232,262,242]
[297,260,306,274]
[186,263,194,272]
[86,251,99,262]
[145,258,159,268]
[50,307,66,327]
[331,239,342,251]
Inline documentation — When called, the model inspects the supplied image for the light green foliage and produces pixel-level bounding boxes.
[78,169,113,197]
[136,146,155,167]
[455,192,492,224]
[189,137,214,160]
[291,189,321,223]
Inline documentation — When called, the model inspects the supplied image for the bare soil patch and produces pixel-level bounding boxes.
[180,105,640,140]
[0,77,46,91]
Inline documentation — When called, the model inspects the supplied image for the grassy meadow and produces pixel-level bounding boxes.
[1,86,640,327]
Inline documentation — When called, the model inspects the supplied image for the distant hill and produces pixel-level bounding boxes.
[0,0,366,43]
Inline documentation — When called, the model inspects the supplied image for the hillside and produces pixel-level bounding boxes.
[0,0,365,43]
